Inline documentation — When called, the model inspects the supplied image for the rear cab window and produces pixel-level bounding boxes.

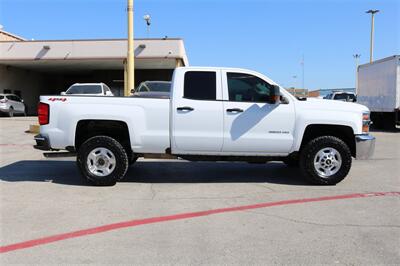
[184,71,216,100]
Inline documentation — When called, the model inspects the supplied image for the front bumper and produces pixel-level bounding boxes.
[34,134,51,151]
[355,134,375,160]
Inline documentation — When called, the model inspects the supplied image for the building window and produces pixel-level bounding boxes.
[184,71,216,100]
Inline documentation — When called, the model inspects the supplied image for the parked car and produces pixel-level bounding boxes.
[324,92,357,102]
[0,94,26,117]
[34,67,375,186]
[61,83,114,96]
[131,81,171,98]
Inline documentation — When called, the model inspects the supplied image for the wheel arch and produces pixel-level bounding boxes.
[75,119,132,156]
[299,124,356,157]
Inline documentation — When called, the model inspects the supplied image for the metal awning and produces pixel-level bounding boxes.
[0,38,188,72]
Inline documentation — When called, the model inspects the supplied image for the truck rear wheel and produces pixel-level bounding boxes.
[77,136,129,186]
[299,136,352,185]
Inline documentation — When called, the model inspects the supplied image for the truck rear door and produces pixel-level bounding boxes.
[171,69,224,153]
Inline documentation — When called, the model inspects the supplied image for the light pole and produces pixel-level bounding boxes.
[366,9,379,63]
[126,0,135,96]
[292,75,297,88]
[353,54,361,95]
[301,54,305,90]
[143,14,151,38]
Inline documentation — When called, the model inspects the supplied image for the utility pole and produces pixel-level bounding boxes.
[366,9,379,63]
[126,0,135,96]
[353,54,361,95]
[301,54,305,95]
[292,75,297,88]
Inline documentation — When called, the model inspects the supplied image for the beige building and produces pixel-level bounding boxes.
[0,31,189,114]
[0,29,25,41]
[285,87,309,97]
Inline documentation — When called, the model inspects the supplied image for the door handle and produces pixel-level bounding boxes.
[177,106,194,111]
[226,108,243,113]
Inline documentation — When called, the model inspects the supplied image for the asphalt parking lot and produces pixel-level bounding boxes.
[0,117,399,264]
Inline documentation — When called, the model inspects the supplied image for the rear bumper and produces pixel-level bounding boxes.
[355,134,375,160]
[34,134,51,151]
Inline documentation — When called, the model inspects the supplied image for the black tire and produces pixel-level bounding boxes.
[8,107,14,117]
[299,136,352,185]
[77,136,129,186]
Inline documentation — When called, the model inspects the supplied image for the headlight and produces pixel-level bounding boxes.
[362,112,371,133]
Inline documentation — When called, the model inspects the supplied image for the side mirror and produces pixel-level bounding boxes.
[61,91,66,95]
[105,91,113,96]
[268,85,280,104]
[280,95,289,104]
[21,99,24,103]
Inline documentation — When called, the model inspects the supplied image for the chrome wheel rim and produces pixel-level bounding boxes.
[313,147,342,178]
[87,147,116,177]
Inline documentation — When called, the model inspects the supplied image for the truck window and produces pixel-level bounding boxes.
[334,93,348,100]
[227,72,274,103]
[67,85,102,94]
[184,71,216,100]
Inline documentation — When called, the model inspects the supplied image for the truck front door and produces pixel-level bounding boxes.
[221,71,295,154]
[171,70,224,153]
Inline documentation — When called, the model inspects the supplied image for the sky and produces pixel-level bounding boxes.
[0,0,399,90]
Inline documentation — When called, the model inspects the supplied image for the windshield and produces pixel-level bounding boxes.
[66,85,102,94]
[137,82,171,93]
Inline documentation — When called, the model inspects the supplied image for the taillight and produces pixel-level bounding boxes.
[38,102,49,125]
[0,99,7,103]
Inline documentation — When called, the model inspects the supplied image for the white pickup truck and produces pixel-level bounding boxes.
[34,67,375,186]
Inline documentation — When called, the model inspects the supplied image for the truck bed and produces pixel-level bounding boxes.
[39,95,171,153]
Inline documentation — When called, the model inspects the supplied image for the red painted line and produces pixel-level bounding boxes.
[1,191,399,254]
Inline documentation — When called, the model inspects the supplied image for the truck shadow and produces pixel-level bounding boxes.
[370,127,400,133]
[230,104,277,140]
[0,160,309,186]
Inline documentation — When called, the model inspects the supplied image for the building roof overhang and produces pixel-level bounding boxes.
[0,38,188,71]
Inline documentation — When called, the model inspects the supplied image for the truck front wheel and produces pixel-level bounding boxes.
[77,136,129,186]
[299,136,352,185]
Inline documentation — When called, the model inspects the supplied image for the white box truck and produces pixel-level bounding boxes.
[357,55,400,129]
